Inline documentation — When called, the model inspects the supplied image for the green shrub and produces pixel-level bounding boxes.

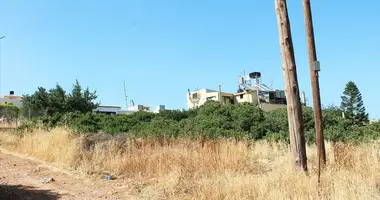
[17,97,380,143]
[100,115,137,134]
[66,112,103,133]
[156,109,190,122]
[137,117,180,140]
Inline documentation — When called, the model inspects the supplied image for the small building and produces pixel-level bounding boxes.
[0,91,23,107]
[94,103,166,115]
[186,72,288,112]
[127,104,151,112]
[93,105,121,115]
[120,104,166,114]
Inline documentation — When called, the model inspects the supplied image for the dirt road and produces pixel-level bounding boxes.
[0,149,136,200]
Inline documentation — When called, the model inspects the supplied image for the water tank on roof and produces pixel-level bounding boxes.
[249,72,261,79]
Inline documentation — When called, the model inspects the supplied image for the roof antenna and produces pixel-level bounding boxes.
[123,81,128,109]
[271,78,273,88]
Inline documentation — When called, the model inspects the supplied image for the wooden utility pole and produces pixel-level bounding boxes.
[275,0,308,171]
[302,0,326,172]
[280,50,298,164]
[275,1,297,166]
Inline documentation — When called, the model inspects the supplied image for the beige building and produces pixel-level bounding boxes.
[0,91,23,107]
[186,89,234,108]
[187,88,286,112]
[186,72,288,112]
[234,91,258,104]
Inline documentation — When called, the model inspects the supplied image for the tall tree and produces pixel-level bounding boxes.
[47,84,67,115]
[66,80,98,113]
[22,87,50,117]
[340,81,368,125]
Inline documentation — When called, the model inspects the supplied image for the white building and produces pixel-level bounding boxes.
[93,105,121,115]
[125,104,165,114]
[94,103,166,115]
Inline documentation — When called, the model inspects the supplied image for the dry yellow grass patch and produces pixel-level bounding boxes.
[1,127,380,200]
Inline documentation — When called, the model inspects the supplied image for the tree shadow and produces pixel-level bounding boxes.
[0,184,61,200]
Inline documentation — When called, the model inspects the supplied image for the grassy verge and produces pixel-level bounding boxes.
[0,128,380,199]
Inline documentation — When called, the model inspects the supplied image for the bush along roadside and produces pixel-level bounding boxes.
[14,101,380,144]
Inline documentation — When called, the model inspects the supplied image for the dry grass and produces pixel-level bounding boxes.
[1,127,380,199]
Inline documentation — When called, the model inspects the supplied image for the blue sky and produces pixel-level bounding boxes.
[0,1,379,118]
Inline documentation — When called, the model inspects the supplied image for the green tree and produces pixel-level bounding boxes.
[21,80,98,119]
[22,87,50,117]
[340,81,368,125]
[66,80,98,113]
[47,84,67,116]
[322,105,344,128]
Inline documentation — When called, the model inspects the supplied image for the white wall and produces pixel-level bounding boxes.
[0,98,23,107]
[94,106,121,113]
[187,89,219,109]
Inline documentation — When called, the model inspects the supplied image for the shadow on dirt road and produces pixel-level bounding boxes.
[0,184,60,200]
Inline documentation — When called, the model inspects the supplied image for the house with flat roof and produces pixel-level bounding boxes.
[93,103,166,115]
[93,105,122,115]
[186,72,289,112]
[0,91,23,107]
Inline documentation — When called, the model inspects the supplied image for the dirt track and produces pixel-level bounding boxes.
[0,149,134,200]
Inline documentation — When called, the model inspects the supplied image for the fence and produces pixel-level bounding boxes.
[0,104,21,129]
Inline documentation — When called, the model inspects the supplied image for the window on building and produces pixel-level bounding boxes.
[206,96,216,101]
[192,93,198,99]
[240,94,244,99]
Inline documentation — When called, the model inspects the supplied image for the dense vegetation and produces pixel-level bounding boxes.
[5,80,379,143]
[21,80,98,118]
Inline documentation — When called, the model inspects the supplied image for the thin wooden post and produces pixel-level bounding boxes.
[302,0,326,168]
[275,0,308,171]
